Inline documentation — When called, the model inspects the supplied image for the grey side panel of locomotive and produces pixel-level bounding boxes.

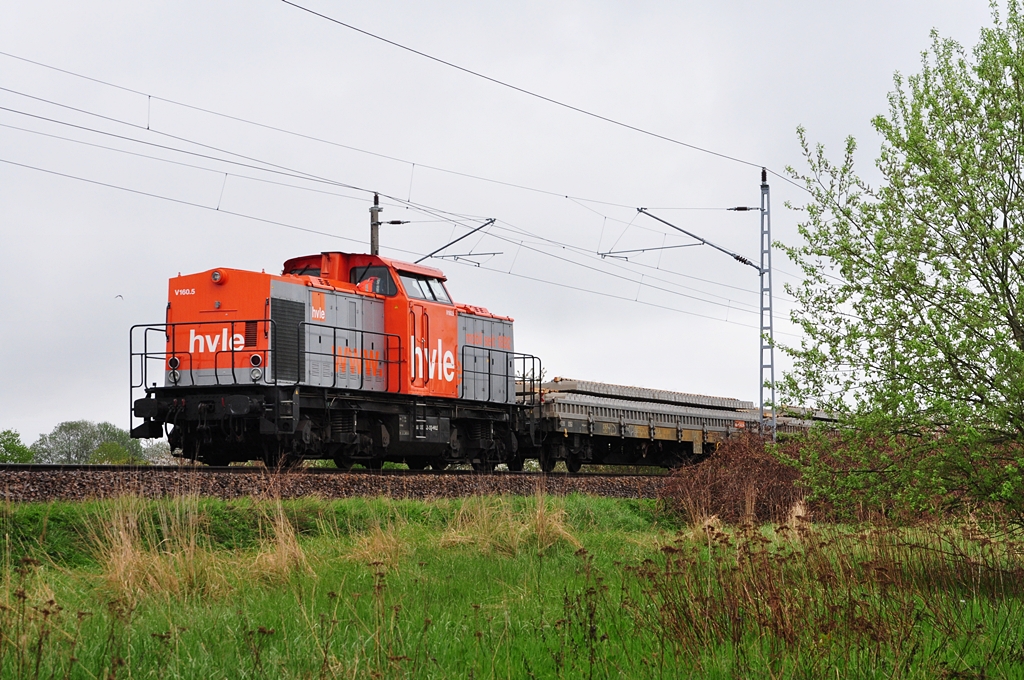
[457,314,514,403]
[306,292,387,391]
[269,280,387,390]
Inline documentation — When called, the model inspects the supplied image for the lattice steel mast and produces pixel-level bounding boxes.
[759,168,776,439]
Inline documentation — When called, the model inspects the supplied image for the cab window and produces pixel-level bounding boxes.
[350,265,397,296]
[399,273,452,304]
[426,278,452,304]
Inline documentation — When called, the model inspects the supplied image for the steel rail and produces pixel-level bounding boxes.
[0,464,665,478]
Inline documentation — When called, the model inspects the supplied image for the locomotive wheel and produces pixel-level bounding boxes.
[430,458,449,471]
[506,457,524,472]
[406,459,428,471]
[365,457,384,470]
[332,456,354,471]
[262,445,282,469]
[471,460,496,473]
[566,458,583,474]
[283,454,305,469]
[539,453,556,473]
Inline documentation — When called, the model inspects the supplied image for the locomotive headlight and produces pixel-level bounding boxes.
[250,367,263,382]
[168,369,181,384]
[168,356,180,370]
[211,269,226,284]
[250,353,262,367]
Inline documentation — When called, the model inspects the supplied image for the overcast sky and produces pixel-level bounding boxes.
[0,0,996,443]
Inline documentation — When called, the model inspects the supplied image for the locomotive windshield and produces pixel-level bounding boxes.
[399,273,452,304]
[350,265,398,296]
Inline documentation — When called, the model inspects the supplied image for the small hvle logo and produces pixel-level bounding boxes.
[311,292,326,322]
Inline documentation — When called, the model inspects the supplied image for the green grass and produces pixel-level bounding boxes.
[1,495,1022,678]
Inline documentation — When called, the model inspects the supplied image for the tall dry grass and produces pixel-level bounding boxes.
[89,494,230,603]
[253,499,312,582]
[629,517,1024,673]
[345,519,408,571]
[88,494,310,603]
[441,488,580,556]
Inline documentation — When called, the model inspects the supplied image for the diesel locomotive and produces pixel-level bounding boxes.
[130,246,759,470]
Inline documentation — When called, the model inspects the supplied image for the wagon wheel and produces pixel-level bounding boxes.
[539,451,556,473]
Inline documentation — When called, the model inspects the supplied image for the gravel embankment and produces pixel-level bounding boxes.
[0,470,666,502]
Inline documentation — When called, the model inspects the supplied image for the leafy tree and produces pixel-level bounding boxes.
[141,439,172,464]
[0,429,33,463]
[782,3,1024,516]
[96,421,145,460]
[89,441,148,465]
[32,421,147,465]
[31,420,100,464]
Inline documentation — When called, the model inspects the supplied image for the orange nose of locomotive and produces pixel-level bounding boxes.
[164,268,271,387]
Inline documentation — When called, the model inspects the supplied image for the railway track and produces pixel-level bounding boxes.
[0,464,669,502]
[0,463,663,477]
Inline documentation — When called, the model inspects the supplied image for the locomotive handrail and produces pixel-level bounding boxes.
[514,353,543,408]
[458,344,541,406]
[130,319,279,391]
[296,322,403,392]
[131,319,404,393]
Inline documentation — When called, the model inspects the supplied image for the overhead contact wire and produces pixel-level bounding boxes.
[0,50,730,209]
[279,2,809,193]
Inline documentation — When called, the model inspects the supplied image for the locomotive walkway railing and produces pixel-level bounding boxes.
[296,321,403,393]
[458,344,542,406]
[131,319,279,391]
[130,320,402,392]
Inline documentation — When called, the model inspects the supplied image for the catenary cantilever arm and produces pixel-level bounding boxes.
[415,218,496,264]
[637,208,761,273]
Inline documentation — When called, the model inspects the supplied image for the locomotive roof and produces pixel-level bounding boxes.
[380,256,447,280]
[281,252,447,281]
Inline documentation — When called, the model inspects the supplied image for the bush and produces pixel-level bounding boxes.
[660,433,804,524]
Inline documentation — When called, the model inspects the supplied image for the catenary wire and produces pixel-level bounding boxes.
[1,53,815,287]
[0,92,796,314]
[381,194,801,317]
[279,1,809,193]
[0,109,782,319]
[1,98,799,317]
[0,79,801,286]
[0,155,801,337]
[0,50,735,210]
[0,121,375,204]
[0,97,492,227]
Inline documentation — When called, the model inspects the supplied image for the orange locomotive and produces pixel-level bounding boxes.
[131,250,535,469]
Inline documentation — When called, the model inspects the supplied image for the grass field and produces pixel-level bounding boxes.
[1,492,1023,678]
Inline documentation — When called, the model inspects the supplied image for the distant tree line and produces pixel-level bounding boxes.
[0,422,169,464]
